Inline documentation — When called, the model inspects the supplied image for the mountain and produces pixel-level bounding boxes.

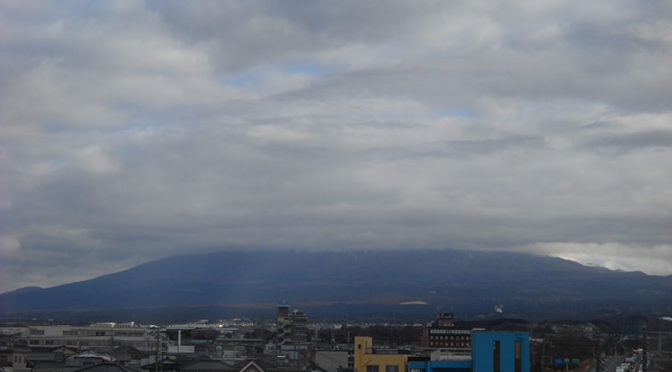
[0,250,670,321]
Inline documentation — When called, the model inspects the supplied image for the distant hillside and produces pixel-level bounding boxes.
[0,250,670,321]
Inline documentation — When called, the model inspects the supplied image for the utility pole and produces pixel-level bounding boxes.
[154,329,160,372]
[642,325,647,372]
[594,339,601,372]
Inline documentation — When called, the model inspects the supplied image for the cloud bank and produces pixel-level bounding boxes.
[1,0,671,291]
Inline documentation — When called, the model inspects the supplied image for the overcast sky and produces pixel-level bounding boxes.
[1,0,671,293]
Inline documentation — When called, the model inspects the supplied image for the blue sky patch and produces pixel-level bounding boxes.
[280,60,332,77]
[434,107,478,118]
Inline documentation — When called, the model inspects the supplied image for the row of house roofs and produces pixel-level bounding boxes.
[1,345,312,372]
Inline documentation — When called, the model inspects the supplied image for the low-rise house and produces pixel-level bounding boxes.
[66,352,112,368]
[0,347,30,369]
[111,346,149,367]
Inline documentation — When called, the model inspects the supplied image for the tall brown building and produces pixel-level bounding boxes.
[420,312,471,349]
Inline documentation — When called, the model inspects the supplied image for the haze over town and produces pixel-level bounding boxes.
[1,0,672,293]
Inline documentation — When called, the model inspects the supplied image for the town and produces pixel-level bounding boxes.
[1,304,670,372]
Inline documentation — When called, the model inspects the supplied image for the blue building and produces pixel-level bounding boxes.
[471,331,529,372]
[408,331,529,372]
[409,360,472,372]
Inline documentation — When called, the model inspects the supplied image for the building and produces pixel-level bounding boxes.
[420,314,471,350]
[276,304,308,346]
[409,331,530,372]
[275,303,309,361]
[0,347,30,369]
[353,337,409,372]
[408,360,471,372]
[471,331,529,372]
[20,323,159,351]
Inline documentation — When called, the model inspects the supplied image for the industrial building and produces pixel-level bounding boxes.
[18,323,159,352]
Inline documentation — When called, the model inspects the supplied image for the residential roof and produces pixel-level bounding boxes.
[180,360,232,371]
[31,360,79,372]
[72,363,141,372]
[28,352,66,362]
[51,346,82,354]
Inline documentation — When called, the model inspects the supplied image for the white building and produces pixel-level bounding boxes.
[20,323,161,351]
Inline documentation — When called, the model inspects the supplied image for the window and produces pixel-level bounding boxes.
[385,366,399,372]
[514,341,521,372]
[493,340,501,372]
[30,329,45,335]
[367,365,379,372]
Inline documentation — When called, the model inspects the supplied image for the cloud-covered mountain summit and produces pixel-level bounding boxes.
[0,250,670,320]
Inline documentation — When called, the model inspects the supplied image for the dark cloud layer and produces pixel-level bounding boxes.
[1,0,671,292]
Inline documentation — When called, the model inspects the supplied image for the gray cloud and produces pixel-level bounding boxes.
[1,0,671,292]
[583,130,672,151]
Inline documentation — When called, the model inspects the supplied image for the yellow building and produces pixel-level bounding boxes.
[354,336,408,372]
